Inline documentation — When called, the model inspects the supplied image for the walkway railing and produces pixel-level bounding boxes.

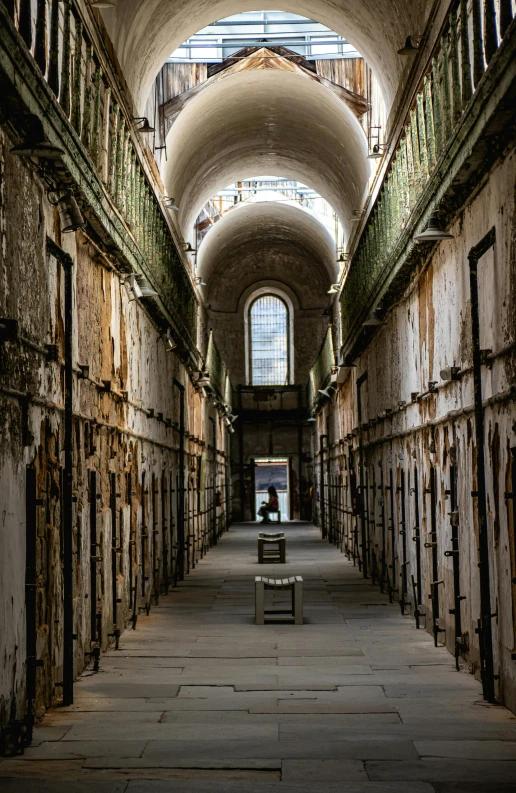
[1,0,197,346]
[340,0,515,345]
[308,326,335,411]
[205,330,232,405]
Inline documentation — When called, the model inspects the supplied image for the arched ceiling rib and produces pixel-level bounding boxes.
[162,69,370,238]
[197,201,335,311]
[103,0,431,112]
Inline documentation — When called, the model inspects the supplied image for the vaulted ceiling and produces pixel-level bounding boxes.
[162,68,370,238]
[197,201,336,312]
[102,0,431,112]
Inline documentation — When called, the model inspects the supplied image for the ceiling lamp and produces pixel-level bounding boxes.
[397,35,422,55]
[132,117,155,134]
[414,213,453,242]
[10,114,64,160]
[135,274,158,298]
[336,252,349,263]
[307,416,317,423]
[57,190,86,232]
[367,144,387,160]
[194,277,206,286]
[328,284,340,294]
[162,197,179,211]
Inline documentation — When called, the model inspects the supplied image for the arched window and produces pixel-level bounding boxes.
[249,294,290,385]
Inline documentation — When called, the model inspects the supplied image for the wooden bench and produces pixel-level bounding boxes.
[255,576,303,625]
[258,532,286,564]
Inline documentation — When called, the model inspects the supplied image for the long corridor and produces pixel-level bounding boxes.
[1,523,516,792]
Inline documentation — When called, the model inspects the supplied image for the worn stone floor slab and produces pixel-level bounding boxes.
[1,522,516,791]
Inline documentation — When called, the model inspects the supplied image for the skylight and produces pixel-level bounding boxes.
[170,11,359,63]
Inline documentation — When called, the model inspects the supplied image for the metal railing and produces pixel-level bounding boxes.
[340,0,514,344]
[308,326,335,408]
[2,0,197,345]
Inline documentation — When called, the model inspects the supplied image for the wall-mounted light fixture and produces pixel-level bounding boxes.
[194,277,206,286]
[163,328,177,352]
[182,242,197,254]
[397,35,423,55]
[349,209,365,223]
[132,117,155,134]
[123,274,142,301]
[414,212,453,242]
[10,114,64,160]
[362,311,384,328]
[162,197,179,211]
[136,274,158,299]
[327,284,340,294]
[367,143,387,160]
[318,386,336,399]
[56,189,86,233]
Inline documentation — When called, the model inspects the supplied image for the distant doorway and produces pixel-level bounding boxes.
[254,458,289,520]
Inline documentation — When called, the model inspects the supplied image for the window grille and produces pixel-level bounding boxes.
[250,295,289,385]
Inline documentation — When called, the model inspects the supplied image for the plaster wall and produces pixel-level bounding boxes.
[315,148,516,710]
[0,128,228,732]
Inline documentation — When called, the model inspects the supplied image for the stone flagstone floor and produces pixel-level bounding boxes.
[1,521,516,792]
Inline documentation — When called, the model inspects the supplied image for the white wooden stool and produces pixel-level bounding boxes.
[255,576,303,625]
[258,532,286,563]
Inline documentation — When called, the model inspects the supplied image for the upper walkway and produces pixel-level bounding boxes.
[1,522,516,792]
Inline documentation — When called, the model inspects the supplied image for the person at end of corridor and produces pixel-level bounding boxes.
[258,486,279,523]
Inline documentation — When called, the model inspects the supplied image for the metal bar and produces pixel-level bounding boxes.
[25,466,39,745]
[128,471,137,628]
[460,0,472,104]
[152,473,159,605]
[19,0,32,49]
[71,16,83,133]
[47,0,59,96]
[319,434,327,539]
[59,0,72,116]
[47,238,74,705]
[399,469,408,614]
[356,372,368,577]
[468,226,496,702]
[472,0,485,86]
[446,458,465,670]
[141,470,147,598]
[427,465,443,646]
[110,472,117,628]
[413,464,422,606]
[90,470,98,644]
[161,471,169,594]
[378,461,388,596]
[483,0,498,64]
[499,0,513,37]
[388,466,397,593]
[34,0,47,74]
[174,379,186,580]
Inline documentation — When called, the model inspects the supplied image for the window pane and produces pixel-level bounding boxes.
[250,296,289,385]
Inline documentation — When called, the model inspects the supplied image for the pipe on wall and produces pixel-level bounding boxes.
[46,237,75,706]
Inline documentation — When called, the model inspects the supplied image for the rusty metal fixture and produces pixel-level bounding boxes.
[468,227,497,703]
